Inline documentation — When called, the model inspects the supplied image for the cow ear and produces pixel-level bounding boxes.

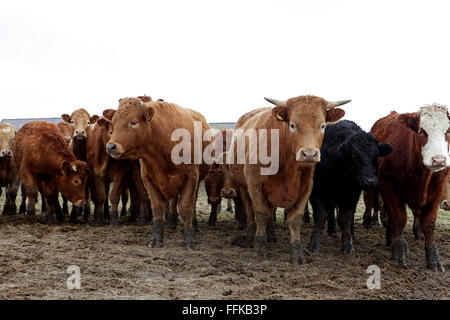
[378,143,393,157]
[62,114,71,123]
[97,118,111,129]
[143,106,155,122]
[398,114,419,132]
[62,161,72,175]
[102,109,116,121]
[90,115,100,124]
[271,106,288,122]
[326,108,345,123]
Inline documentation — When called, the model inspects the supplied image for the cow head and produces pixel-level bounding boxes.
[398,104,450,172]
[205,162,225,205]
[62,108,99,141]
[105,97,154,160]
[57,122,73,145]
[57,160,90,207]
[265,95,350,164]
[0,124,15,158]
[338,131,393,190]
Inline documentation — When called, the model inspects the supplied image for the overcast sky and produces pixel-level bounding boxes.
[1,0,449,131]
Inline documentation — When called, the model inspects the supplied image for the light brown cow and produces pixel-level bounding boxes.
[0,124,20,215]
[227,95,349,264]
[13,121,90,223]
[61,108,99,222]
[105,98,211,248]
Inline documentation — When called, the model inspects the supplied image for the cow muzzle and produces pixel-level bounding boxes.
[0,150,13,158]
[440,199,450,211]
[74,130,87,140]
[73,199,86,207]
[362,176,378,190]
[64,136,72,144]
[296,148,320,162]
[220,188,237,199]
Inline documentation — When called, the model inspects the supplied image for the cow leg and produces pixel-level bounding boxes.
[420,204,444,272]
[103,182,111,222]
[61,196,69,218]
[21,174,38,221]
[302,203,311,224]
[233,194,247,230]
[308,199,330,254]
[54,198,64,222]
[362,191,374,229]
[327,208,337,237]
[120,189,128,217]
[81,187,91,222]
[19,184,26,214]
[266,206,277,243]
[142,174,166,248]
[383,192,407,267]
[177,176,199,249]
[165,197,179,231]
[3,176,20,215]
[412,209,424,241]
[337,206,356,254]
[109,175,125,226]
[133,163,152,226]
[69,203,80,224]
[208,202,219,226]
[91,176,106,226]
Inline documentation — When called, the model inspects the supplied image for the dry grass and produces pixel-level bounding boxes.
[0,184,448,300]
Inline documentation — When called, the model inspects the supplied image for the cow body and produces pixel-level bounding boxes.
[0,124,20,215]
[227,95,350,264]
[307,120,392,254]
[13,121,90,223]
[106,98,211,248]
[372,106,449,271]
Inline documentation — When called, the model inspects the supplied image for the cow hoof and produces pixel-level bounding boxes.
[391,238,407,266]
[307,234,321,254]
[426,245,445,272]
[267,234,277,243]
[109,219,119,226]
[254,235,267,258]
[413,227,425,241]
[184,228,197,249]
[207,218,216,226]
[148,239,164,248]
[372,219,379,226]
[341,243,355,254]
[136,218,147,227]
[290,240,304,265]
[327,231,338,238]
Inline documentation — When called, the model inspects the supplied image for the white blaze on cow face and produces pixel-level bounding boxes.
[418,104,450,172]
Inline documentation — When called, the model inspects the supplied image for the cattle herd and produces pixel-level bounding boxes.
[0,94,448,275]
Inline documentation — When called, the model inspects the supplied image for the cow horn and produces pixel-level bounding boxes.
[264,97,287,107]
[327,100,351,108]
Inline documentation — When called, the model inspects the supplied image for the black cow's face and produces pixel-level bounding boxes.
[343,133,393,190]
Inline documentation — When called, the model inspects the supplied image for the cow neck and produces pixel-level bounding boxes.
[72,138,87,161]
[0,157,13,172]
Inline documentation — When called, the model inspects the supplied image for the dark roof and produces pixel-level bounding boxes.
[0,118,61,129]
[0,118,236,130]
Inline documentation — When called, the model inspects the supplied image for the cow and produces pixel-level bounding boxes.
[105,97,211,248]
[307,120,393,254]
[204,129,236,226]
[90,108,151,226]
[13,121,90,224]
[362,191,387,228]
[0,124,20,215]
[372,105,449,271]
[61,108,99,223]
[226,95,350,264]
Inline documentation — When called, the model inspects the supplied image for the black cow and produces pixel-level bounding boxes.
[307,120,393,254]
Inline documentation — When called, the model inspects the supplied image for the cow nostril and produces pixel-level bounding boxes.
[106,143,117,152]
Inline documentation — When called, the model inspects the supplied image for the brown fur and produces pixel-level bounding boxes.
[371,111,449,271]
[13,121,90,222]
[228,95,346,264]
[107,97,211,247]
[0,124,20,215]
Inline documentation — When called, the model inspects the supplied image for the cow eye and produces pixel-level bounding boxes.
[289,122,296,131]
[321,124,326,131]
[70,120,74,124]
[87,120,90,125]
[130,121,138,128]
[73,179,80,185]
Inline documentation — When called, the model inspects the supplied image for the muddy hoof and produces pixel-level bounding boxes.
[391,238,407,267]
[148,238,164,248]
[341,240,355,254]
[184,228,197,249]
[413,226,425,241]
[136,218,147,226]
[426,245,445,272]
[109,219,119,226]
[291,240,304,265]
[207,217,216,226]
[254,235,267,258]
[362,215,372,229]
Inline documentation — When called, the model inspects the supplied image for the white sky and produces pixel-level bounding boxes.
[1,0,449,131]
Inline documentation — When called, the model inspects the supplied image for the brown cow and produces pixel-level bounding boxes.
[61,108,99,223]
[0,124,20,215]
[372,105,449,271]
[105,98,211,248]
[13,121,90,223]
[226,95,349,264]
[204,129,237,226]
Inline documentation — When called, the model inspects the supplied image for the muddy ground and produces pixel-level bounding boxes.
[0,184,448,300]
